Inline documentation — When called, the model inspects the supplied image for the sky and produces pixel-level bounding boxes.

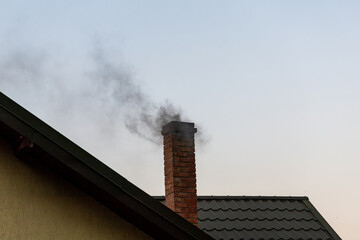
[0,1,359,239]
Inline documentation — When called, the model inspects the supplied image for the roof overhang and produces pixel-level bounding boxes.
[0,92,214,240]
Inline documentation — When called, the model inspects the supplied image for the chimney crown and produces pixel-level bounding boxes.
[161,121,197,136]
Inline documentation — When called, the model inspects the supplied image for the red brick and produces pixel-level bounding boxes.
[173,178,196,184]
[174,202,197,209]
[173,197,197,204]
[173,172,196,178]
[173,162,195,168]
[178,212,198,219]
[173,192,196,198]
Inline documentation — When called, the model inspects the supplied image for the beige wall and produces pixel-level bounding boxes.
[0,137,152,240]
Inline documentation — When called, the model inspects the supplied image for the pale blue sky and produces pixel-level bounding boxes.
[1,1,359,239]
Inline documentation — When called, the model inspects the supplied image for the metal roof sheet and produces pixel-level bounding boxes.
[154,196,341,240]
[197,197,340,240]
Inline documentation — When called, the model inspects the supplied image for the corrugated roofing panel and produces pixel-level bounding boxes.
[198,209,316,221]
[202,229,333,240]
[197,197,338,240]
[199,219,323,231]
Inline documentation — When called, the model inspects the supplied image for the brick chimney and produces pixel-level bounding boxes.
[161,121,198,226]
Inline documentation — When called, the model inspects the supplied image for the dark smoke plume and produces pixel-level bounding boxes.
[0,49,46,86]
[90,47,186,144]
[0,44,206,146]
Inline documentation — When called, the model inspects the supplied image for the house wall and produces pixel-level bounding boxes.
[0,137,152,240]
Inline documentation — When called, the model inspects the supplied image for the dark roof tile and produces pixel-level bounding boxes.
[198,209,316,221]
[199,219,323,231]
[197,197,340,240]
[154,196,340,239]
[204,229,333,240]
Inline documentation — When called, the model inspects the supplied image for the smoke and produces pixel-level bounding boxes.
[0,43,205,146]
[90,47,185,144]
[0,49,46,87]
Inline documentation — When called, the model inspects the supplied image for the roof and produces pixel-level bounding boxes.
[0,92,214,240]
[154,196,341,240]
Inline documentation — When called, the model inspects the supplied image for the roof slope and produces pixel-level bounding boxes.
[154,196,341,240]
[0,92,213,240]
[198,196,341,240]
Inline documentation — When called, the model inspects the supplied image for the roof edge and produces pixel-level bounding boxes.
[0,92,214,240]
[303,199,342,240]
